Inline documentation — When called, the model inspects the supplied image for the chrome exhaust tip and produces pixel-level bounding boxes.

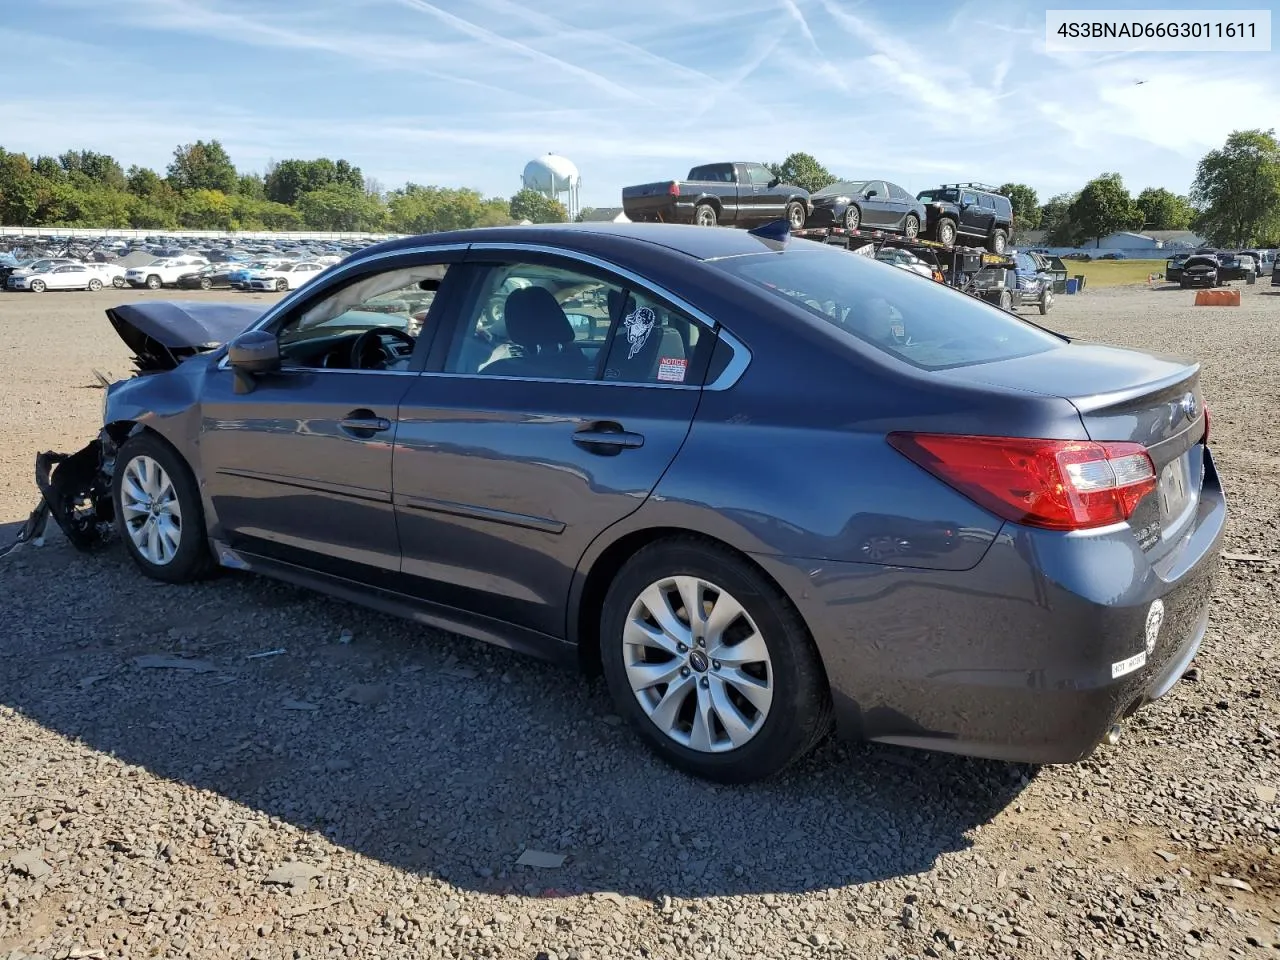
[1103,724,1123,746]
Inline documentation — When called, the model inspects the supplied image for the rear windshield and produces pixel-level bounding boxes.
[713,247,1064,371]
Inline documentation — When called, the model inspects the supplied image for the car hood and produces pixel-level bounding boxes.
[106,300,267,372]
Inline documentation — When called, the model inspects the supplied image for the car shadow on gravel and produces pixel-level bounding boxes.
[0,535,1033,901]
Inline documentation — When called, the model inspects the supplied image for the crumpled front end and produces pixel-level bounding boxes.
[2,434,118,560]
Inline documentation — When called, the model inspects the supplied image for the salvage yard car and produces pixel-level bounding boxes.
[29,221,1225,784]
[6,262,109,292]
[914,183,1014,252]
[125,256,211,289]
[1180,254,1221,288]
[621,161,811,230]
[804,179,926,237]
[246,260,327,292]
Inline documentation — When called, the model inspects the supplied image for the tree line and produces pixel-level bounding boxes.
[0,139,571,233]
[767,128,1280,248]
[4,129,1278,247]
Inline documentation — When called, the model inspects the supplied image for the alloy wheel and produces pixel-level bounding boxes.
[622,576,774,753]
[120,455,183,566]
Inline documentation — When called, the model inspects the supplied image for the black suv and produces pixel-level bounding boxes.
[914,183,1014,253]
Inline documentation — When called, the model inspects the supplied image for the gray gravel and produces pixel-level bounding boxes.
[0,280,1277,959]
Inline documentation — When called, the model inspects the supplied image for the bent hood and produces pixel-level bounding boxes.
[106,300,267,372]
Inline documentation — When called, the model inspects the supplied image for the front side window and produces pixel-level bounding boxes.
[714,246,1064,371]
[274,262,452,368]
[747,164,775,185]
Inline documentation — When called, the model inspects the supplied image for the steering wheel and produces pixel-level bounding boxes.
[349,326,415,370]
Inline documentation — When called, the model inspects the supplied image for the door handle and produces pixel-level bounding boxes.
[339,409,392,437]
[573,422,644,454]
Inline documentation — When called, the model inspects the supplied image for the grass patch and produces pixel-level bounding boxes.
[1063,259,1168,288]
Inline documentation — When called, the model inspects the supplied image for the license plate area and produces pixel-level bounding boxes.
[1157,455,1193,528]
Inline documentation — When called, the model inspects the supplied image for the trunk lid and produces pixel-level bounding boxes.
[937,341,1207,555]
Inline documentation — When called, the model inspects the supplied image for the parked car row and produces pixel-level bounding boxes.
[621,162,1016,253]
[3,259,128,292]
[1168,248,1276,288]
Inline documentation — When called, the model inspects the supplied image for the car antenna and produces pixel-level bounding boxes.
[748,219,791,243]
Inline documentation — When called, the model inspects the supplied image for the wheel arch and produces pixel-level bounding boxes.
[569,525,828,688]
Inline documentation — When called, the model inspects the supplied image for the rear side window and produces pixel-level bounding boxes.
[689,164,734,183]
[714,247,1064,371]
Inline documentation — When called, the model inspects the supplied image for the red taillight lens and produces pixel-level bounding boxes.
[668,182,680,197]
[887,433,1157,531]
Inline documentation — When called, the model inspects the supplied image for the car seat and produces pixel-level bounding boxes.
[479,287,587,379]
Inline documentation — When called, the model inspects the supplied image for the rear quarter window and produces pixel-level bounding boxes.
[714,246,1065,371]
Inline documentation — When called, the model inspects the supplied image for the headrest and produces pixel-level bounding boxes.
[504,286,573,347]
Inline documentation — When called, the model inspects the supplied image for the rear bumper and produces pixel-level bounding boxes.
[752,447,1227,765]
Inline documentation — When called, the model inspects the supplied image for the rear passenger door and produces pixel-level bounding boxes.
[391,250,715,638]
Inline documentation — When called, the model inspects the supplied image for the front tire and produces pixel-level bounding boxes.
[275,278,288,292]
[112,432,215,584]
[87,278,103,292]
[1039,290,1053,315]
[988,229,1008,254]
[113,277,126,288]
[29,279,46,293]
[694,203,718,227]
[599,537,832,783]
[998,289,1013,311]
[145,274,162,290]
[936,218,957,246]
[903,214,920,238]
[843,205,861,231]
[200,277,213,290]
[785,201,806,230]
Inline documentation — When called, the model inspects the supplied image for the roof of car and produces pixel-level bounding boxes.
[351,222,796,263]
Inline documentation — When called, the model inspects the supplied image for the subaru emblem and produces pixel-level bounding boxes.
[1180,392,1198,423]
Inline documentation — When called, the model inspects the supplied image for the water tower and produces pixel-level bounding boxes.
[521,153,581,220]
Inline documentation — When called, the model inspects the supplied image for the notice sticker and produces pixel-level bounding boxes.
[656,357,688,383]
[1111,650,1147,679]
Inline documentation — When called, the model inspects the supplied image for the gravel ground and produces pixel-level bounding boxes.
[0,278,1277,960]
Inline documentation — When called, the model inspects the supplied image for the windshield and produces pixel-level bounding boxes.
[714,247,1064,371]
[813,181,866,199]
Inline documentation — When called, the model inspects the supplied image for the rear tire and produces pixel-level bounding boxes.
[111,432,215,585]
[936,218,957,246]
[145,274,162,290]
[988,229,1008,254]
[694,203,718,227]
[599,536,833,783]
[113,277,126,288]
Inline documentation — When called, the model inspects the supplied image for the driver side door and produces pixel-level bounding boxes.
[197,250,464,581]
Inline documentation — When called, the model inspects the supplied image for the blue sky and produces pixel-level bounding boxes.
[0,0,1273,209]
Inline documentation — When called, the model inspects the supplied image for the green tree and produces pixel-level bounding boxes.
[167,139,238,194]
[0,149,39,224]
[126,164,164,197]
[997,183,1041,230]
[509,188,567,223]
[179,188,235,229]
[296,184,386,231]
[1189,128,1280,247]
[264,157,365,206]
[1040,192,1079,246]
[237,172,266,199]
[1069,173,1142,246]
[58,150,126,191]
[1134,187,1194,231]
[768,152,837,194]
[386,184,509,233]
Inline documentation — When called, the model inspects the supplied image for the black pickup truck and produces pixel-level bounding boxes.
[621,162,811,229]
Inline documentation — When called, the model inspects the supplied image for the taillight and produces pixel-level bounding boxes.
[887,433,1157,531]
[668,182,680,197]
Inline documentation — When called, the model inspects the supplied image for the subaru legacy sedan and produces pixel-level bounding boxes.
[50,221,1225,783]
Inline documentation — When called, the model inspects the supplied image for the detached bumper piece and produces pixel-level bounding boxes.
[1,438,115,559]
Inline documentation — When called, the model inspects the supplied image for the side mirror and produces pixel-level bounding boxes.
[768,178,780,188]
[227,329,279,394]
[864,189,878,198]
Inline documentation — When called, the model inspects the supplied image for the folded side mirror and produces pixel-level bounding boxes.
[227,329,279,394]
